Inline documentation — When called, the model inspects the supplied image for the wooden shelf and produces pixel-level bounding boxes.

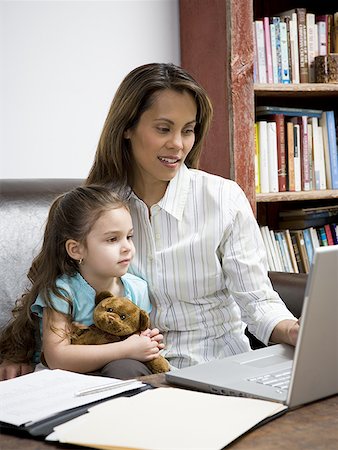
[255,83,338,97]
[257,190,338,203]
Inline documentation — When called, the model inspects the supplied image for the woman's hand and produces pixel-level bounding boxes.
[122,334,161,361]
[140,328,165,350]
[270,319,300,346]
[0,360,34,381]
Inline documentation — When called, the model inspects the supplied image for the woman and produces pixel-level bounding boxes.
[86,63,299,369]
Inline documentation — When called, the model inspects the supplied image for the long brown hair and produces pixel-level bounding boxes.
[0,185,128,363]
[86,63,213,189]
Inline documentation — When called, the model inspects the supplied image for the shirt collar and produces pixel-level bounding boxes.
[130,164,191,221]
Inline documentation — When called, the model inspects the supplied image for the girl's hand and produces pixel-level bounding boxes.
[141,328,165,350]
[122,334,160,361]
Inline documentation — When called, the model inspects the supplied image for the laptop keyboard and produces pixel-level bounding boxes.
[248,368,291,391]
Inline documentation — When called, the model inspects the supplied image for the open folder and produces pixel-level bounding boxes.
[0,369,149,437]
[51,387,287,450]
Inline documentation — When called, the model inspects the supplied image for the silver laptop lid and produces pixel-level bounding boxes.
[287,245,338,408]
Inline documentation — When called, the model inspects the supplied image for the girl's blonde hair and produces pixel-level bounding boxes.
[0,185,128,363]
[86,63,213,190]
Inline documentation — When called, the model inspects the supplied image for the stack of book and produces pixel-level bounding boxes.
[255,107,338,194]
[260,205,338,273]
[254,8,338,84]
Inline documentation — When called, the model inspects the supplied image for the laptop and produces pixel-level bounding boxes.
[166,245,338,409]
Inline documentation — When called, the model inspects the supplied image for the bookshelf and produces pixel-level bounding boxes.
[179,0,338,228]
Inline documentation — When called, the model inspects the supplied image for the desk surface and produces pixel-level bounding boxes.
[1,373,337,450]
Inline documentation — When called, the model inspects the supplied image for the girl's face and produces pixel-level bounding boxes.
[79,207,135,282]
[125,88,197,191]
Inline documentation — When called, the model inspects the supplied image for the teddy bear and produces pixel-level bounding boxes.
[71,291,170,374]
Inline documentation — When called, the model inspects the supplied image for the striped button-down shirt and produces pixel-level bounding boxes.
[129,164,295,368]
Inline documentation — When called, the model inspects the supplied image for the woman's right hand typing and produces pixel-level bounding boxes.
[122,334,161,361]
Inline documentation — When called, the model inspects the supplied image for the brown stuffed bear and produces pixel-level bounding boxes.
[71,291,170,374]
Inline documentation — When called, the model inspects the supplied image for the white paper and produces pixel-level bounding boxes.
[0,369,144,426]
[53,387,287,450]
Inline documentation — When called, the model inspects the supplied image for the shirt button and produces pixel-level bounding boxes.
[148,255,153,261]
[155,233,160,240]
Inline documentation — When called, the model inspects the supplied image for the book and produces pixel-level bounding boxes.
[324,223,334,245]
[290,230,310,273]
[274,231,293,272]
[256,106,322,117]
[303,228,314,265]
[289,12,300,83]
[261,114,287,192]
[317,15,328,56]
[272,17,282,82]
[321,111,338,189]
[254,122,260,193]
[284,229,299,273]
[286,121,295,191]
[279,205,338,229]
[300,116,310,191]
[307,122,313,190]
[309,226,320,252]
[330,223,338,244]
[311,117,327,190]
[51,387,288,450]
[255,20,267,83]
[260,226,277,271]
[306,13,316,82]
[263,16,274,83]
[269,22,279,83]
[291,232,305,273]
[280,20,290,83]
[267,121,279,192]
[257,120,269,193]
[293,123,302,192]
[317,226,328,246]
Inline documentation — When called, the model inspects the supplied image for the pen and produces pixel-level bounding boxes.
[74,379,138,397]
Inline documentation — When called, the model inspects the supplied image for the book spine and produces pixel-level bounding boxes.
[311,117,327,190]
[297,9,309,83]
[324,224,334,245]
[334,13,338,53]
[280,21,290,83]
[263,17,274,83]
[258,121,269,193]
[306,13,316,82]
[267,121,279,192]
[301,116,310,191]
[293,123,302,191]
[330,223,338,245]
[269,23,279,83]
[272,17,282,83]
[319,111,333,189]
[286,121,295,191]
[317,227,328,246]
[326,111,338,189]
[317,16,328,56]
[284,229,299,273]
[307,123,313,190]
[303,228,314,264]
[254,123,260,193]
[291,233,305,273]
[290,13,300,83]
[255,20,267,83]
[275,114,287,191]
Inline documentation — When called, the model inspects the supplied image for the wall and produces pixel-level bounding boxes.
[0,0,180,178]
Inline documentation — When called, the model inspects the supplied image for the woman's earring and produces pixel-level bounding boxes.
[78,258,83,265]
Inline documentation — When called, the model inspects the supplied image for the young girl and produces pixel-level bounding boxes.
[0,185,163,379]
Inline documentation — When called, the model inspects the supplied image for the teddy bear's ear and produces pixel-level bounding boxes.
[95,291,114,305]
[139,310,150,331]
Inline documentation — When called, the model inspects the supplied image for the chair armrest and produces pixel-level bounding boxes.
[268,271,308,319]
